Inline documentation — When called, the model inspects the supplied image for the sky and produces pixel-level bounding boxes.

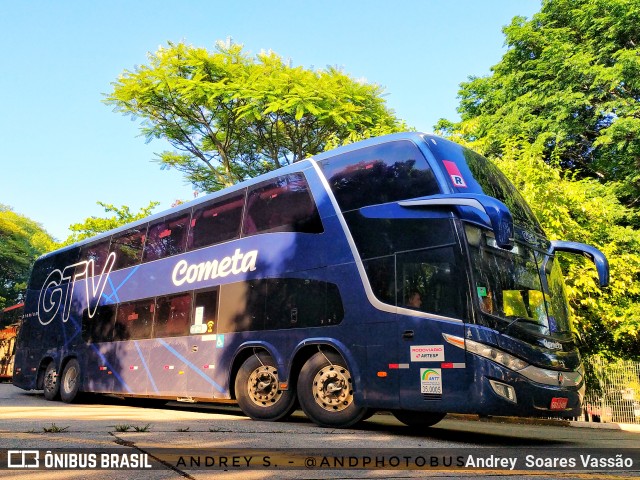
[0,1,541,242]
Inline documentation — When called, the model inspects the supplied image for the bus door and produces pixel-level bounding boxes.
[110,299,155,396]
[394,246,468,411]
[81,306,117,393]
[146,293,192,398]
[185,288,223,399]
[147,336,188,398]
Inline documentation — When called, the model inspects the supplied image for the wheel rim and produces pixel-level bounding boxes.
[312,364,353,412]
[247,365,282,407]
[63,365,78,394]
[44,368,57,392]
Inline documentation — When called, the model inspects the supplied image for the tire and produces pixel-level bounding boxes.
[60,358,81,403]
[297,351,366,428]
[360,409,376,421]
[235,352,296,421]
[392,410,446,428]
[43,361,60,401]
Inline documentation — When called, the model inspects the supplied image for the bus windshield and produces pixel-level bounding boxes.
[466,225,572,336]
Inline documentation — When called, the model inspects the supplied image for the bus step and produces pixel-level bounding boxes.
[177,397,197,403]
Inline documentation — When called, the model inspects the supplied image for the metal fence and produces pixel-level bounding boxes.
[580,355,640,424]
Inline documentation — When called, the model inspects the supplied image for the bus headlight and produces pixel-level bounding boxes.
[443,333,529,372]
[465,339,529,371]
[443,333,582,388]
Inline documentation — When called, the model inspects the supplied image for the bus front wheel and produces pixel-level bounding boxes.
[392,410,446,428]
[297,351,367,428]
[43,361,60,401]
[235,352,296,421]
[60,358,81,403]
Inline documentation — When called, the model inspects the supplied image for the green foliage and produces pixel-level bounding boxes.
[437,0,640,359]
[106,40,406,192]
[437,0,640,205]
[492,140,640,358]
[0,205,55,309]
[64,201,159,245]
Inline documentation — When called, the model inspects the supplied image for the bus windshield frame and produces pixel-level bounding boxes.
[465,224,573,338]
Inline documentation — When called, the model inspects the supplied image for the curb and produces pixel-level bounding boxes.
[446,413,640,433]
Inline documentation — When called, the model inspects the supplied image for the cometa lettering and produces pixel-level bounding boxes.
[172,249,258,286]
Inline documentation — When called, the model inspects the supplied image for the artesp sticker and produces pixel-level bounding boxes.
[410,345,445,362]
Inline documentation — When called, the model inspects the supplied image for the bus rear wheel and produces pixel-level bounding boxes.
[43,361,60,401]
[235,352,296,421]
[297,351,366,428]
[60,358,81,403]
[392,410,446,428]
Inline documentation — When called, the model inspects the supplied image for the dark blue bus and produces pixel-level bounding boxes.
[13,133,609,428]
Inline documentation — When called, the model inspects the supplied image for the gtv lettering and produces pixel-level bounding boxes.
[37,252,116,326]
[172,249,258,286]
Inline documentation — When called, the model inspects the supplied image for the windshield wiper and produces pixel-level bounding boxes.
[498,316,542,333]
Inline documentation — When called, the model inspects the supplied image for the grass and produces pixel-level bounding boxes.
[42,423,69,433]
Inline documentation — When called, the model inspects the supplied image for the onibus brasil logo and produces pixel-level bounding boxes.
[38,252,117,326]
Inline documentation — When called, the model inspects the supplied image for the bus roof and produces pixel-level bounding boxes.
[35,132,430,262]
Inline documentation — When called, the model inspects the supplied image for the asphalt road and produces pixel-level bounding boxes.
[0,383,638,479]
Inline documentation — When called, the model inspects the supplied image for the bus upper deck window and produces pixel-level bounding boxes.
[319,140,440,212]
[143,213,189,262]
[80,240,111,272]
[188,192,245,251]
[243,173,323,236]
[110,226,147,270]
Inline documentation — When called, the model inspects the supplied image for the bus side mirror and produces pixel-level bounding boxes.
[549,241,610,288]
[399,194,514,249]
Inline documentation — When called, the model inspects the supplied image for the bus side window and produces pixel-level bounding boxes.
[153,293,192,338]
[82,304,116,343]
[319,140,441,212]
[80,239,111,273]
[218,281,266,333]
[265,278,344,329]
[193,288,219,334]
[396,246,466,319]
[110,226,147,270]
[188,192,245,251]
[113,298,154,341]
[363,256,396,306]
[143,213,190,262]
[243,173,323,236]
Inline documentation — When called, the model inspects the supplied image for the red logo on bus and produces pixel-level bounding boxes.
[442,160,468,188]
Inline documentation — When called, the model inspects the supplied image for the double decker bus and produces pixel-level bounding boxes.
[13,133,609,428]
[0,303,23,379]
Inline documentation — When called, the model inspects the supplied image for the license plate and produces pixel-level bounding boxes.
[550,397,568,410]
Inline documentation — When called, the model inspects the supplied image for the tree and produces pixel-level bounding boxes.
[0,205,55,309]
[492,140,640,358]
[436,0,640,206]
[435,0,640,358]
[64,201,159,245]
[106,40,406,193]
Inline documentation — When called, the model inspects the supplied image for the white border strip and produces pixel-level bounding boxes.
[308,159,463,324]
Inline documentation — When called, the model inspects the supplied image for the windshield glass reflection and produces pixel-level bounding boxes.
[466,225,572,336]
